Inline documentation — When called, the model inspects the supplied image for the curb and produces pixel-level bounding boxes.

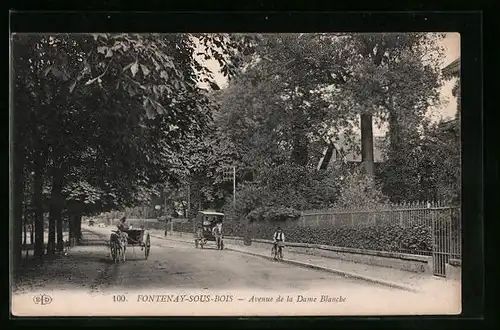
[224,247,419,293]
[152,234,419,293]
[151,234,192,243]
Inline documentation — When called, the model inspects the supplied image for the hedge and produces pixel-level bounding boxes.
[173,221,194,233]
[173,219,433,255]
[246,206,301,223]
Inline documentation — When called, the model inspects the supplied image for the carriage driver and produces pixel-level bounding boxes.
[117,216,130,240]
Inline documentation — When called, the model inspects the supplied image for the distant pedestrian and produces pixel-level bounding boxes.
[212,222,224,250]
[196,225,203,240]
[164,215,173,236]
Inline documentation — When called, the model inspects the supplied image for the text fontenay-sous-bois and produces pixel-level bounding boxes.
[133,294,234,303]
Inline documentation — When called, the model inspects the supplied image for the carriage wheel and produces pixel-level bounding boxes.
[144,234,151,259]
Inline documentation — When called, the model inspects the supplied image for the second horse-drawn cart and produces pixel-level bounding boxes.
[194,210,225,250]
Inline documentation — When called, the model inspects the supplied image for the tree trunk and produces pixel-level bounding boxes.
[47,216,56,255]
[318,144,334,170]
[22,171,28,248]
[23,219,27,245]
[12,144,25,270]
[30,222,34,247]
[76,214,82,241]
[360,113,375,177]
[68,214,74,241]
[33,151,45,259]
[68,213,80,246]
[54,177,65,252]
[48,149,66,253]
[56,213,64,252]
[291,123,309,166]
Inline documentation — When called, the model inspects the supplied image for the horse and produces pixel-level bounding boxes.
[109,231,128,263]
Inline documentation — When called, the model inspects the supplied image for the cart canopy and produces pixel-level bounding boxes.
[198,210,224,226]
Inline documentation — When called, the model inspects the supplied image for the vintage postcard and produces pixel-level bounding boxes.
[10,31,462,317]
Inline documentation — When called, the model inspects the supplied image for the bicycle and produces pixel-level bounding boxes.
[271,242,284,261]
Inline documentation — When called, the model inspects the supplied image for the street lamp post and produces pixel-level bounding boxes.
[233,166,236,207]
[223,166,237,207]
[163,193,167,215]
[187,182,191,218]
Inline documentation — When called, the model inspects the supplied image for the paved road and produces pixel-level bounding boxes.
[14,225,462,316]
[78,225,398,293]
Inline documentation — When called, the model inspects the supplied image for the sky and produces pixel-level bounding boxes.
[436,32,461,120]
[201,33,461,137]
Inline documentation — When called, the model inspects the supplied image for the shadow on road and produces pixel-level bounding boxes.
[12,242,116,293]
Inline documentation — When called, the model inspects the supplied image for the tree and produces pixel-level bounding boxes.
[316,34,445,180]
[11,33,247,260]
[12,34,55,259]
[356,34,447,202]
[212,33,447,212]
[215,34,354,171]
[253,33,445,182]
[225,164,341,222]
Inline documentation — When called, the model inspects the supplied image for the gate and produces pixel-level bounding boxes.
[431,207,461,277]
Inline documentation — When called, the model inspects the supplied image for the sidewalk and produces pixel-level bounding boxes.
[149,230,460,295]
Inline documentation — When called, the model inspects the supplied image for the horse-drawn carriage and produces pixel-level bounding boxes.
[109,227,151,263]
[193,210,224,250]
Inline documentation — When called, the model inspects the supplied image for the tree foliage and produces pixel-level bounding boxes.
[379,118,460,204]
[12,33,247,259]
[224,164,341,222]
[335,168,388,208]
[212,33,450,218]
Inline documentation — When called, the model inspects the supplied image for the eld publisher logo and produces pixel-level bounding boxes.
[33,294,53,305]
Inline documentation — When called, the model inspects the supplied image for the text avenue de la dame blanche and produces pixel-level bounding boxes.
[248,295,347,303]
[133,294,346,303]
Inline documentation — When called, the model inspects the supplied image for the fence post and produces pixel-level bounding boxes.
[431,207,436,275]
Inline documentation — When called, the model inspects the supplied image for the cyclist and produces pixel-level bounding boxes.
[272,227,285,259]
